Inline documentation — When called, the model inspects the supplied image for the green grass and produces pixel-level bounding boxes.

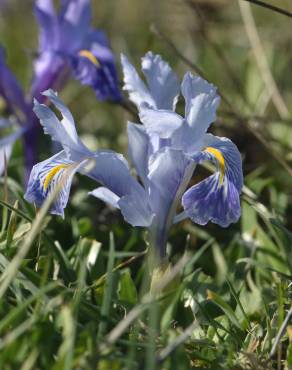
[0,174,291,369]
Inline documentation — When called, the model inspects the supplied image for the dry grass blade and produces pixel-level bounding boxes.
[157,320,199,363]
[238,0,289,119]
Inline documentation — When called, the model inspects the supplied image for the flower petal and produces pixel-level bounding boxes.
[88,151,145,199]
[121,53,154,108]
[33,91,89,157]
[118,193,154,227]
[89,187,120,208]
[127,122,150,184]
[88,150,154,227]
[139,105,183,139]
[0,48,28,118]
[141,51,180,110]
[35,0,58,52]
[24,151,86,217]
[182,134,243,227]
[181,72,220,137]
[72,42,121,102]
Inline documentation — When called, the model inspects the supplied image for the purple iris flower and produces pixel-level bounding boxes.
[24,52,243,260]
[0,0,121,179]
[33,0,121,102]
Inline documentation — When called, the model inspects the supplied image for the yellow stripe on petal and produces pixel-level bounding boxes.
[43,164,68,191]
[204,147,225,185]
[78,50,100,67]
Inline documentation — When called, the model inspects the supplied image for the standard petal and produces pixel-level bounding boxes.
[60,0,91,47]
[35,0,58,51]
[141,51,180,110]
[182,134,243,227]
[24,151,86,217]
[147,148,195,256]
[127,122,150,184]
[181,72,220,137]
[121,54,154,108]
[139,105,183,139]
[148,148,194,210]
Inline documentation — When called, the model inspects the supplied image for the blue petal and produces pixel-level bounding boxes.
[0,48,28,118]
[32,52,66,101]
[88,151,146,199]
[182,134,243,227]
[90,186,154,227]
[147,148,194,255]
[127,122,150,185]
[139,105,183,139]
[89,187,120,208]
[72,42,121,102]
[121,54,154,108]
[141,51,180,110]
[33,90,89,157]
[118,193,154,227]
[181,72,220,137]
[24,151,87,217]
[35,0,58,52]
[88,150,154,227]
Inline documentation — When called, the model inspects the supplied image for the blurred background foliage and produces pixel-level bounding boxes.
[2,0,292,369]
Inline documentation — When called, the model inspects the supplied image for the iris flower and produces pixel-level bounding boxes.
[0,0,121,178]
[25,52,243,260]
[33,0,121,102]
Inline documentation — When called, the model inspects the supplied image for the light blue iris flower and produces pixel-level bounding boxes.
[24,90,151,221]
[25,52,243,259]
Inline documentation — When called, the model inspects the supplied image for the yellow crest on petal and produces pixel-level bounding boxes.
[78,50,100,67]
[204,147,225,185]
[43,164,68,191]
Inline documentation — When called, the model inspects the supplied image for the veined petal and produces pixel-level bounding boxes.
[121,54,154,108]
[24,151,87,217]
[182,134,243,227]
[181,72,220,137]
[139,105,183,139]
[141,51,180,110]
